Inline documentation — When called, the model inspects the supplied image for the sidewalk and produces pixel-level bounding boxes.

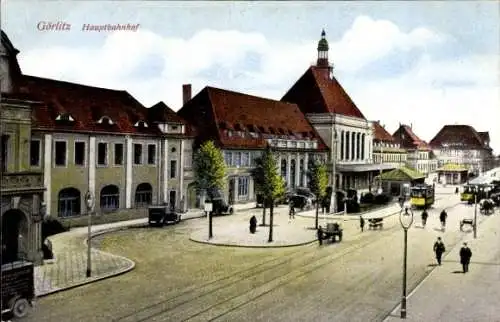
[35,209,207,297]
[384,208,500,321]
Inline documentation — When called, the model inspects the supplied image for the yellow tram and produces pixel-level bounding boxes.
[460,184,475,202]
[410,184,435,208]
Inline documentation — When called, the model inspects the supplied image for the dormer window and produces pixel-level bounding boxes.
[56,113,75,122]
[134,120,148,128]
[97,116,114,125]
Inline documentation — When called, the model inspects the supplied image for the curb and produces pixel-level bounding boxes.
[189,236,317,248]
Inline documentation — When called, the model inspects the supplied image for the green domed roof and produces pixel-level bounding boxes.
[317,38,329,51]
[317,29,329,51]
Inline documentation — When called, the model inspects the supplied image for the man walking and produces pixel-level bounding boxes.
[440,209,447,231]
[360,216,365,232]
[317,225,324,246]
[289,200,295,220]
[421,209,429,228]
[433,237,446,265]
[460,242,472,273]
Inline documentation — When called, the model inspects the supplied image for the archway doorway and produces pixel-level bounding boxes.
[187,183,199,209]
[1,209,28,264]
[135,183,153,207]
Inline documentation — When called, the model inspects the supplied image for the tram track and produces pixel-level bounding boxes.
[115,199,460,322]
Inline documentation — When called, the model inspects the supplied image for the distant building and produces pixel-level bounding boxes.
[372,121,407,170]
[282,30,381,193]
[177,85,328,207]
[1,30,45,265]
[393,124,437,176]
[429,125,494,175]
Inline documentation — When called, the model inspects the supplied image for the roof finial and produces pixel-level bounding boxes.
[321,29,326,38]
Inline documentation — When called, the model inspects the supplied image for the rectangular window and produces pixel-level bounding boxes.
[134,144,143,165]
[97,142,108,166]
[74,142,85,166]
[30,140,41,166]
[234,152,242,167]
[170,160,177,178]
[241,152,250,167]
[147,144,156,165]
[224,151,232,166]
[238,177,249,200]
[1,135,8,172]
[55,141,67,166]
[114,143,123,165]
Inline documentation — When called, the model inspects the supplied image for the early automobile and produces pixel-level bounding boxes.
[322,222,343,243]
[1,260,36,319]
[210,198,234,216]
[148,205,181,226]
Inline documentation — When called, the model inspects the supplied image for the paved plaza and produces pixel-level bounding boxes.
[24,187,500,322]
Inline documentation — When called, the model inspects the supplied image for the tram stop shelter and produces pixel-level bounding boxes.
[436,163,469,185]
[374,166,425,197]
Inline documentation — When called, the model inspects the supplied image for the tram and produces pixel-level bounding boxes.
[460,184,475,202]
[410,184,435,208]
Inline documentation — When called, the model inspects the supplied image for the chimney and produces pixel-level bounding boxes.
[182,84,192,105]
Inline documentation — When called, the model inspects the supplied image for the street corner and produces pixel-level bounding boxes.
[189,221,317,248]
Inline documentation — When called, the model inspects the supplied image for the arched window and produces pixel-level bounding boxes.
[290,159,296,188]
[100,185,119,211]
[340,131,344,160]
[135,183,153,207]
[281,159,287,180]
[361,134,365,160]
[58,188,81,217]
[299,159,304,187]
[345,131,350,160]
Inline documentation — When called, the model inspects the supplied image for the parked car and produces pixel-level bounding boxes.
[210,198,234,215]
[294,187,316,202]
[290,194,313,210]
[148,205,181,227]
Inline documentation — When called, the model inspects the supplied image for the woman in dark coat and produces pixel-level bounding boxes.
[249,215,257,234]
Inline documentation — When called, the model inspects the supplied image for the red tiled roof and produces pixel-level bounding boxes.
[478,131,490,145]
[429,125,486,149]
[372,121,395,142]
[149,101,186,124]
[393,124,430,150]
[17,75,188,136]
[282,66,366,119]
[177,86,328,150]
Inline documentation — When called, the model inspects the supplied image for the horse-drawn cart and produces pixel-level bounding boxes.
[460,218,474,231]
[1,261,35,319]
[322,223,343,243]
[368,218,384,230]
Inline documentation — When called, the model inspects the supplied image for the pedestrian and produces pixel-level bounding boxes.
[421,209,429,228]
[440,209,447,230]
[289,200,295,220]
[317,225,324,246]
[459,242,472,273]
[360,216,365,232]
[433,237,446,265]
[249,215,257,234]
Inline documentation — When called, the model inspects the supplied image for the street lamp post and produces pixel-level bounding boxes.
[204,200,213,239]
[399,199,414,319]
[473,191,477,239]
[84,191,95,278]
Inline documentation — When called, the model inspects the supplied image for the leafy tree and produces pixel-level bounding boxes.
[307,159,328,229]
[252,147,286,242]
[193,140,226,238]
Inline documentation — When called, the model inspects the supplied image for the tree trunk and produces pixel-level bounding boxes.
[261,204,267,226]
[315,199,319,229]
[268,202,274,242]
[208,193,213,239]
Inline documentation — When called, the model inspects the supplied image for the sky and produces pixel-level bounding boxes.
[2,1,499,153]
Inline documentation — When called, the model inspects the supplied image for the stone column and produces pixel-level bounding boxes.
[295,153,300,187]
[233,177,239,203]
[179,140,185,210]
[286,153,291,187]
[125,136,133,208]
[303,153,309,186]
[249,176,255,200]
